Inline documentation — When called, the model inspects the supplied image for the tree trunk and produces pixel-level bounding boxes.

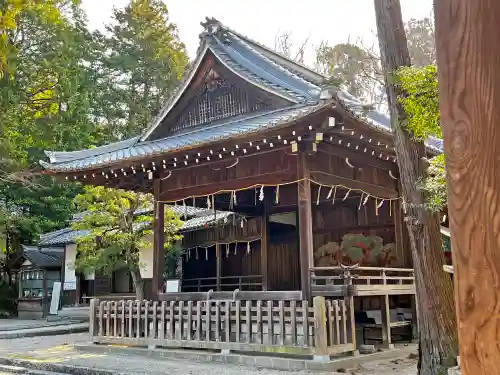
[130,267,144,301]
[373,1,458,374]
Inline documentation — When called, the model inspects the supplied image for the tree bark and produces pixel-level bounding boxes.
[434,2,500,374]
[130,266,144,301]
[373,1,458,374]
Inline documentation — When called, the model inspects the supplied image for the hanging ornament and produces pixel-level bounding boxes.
[207,195,211,209]
[233,191,238,206]
[234,243,237,255]
[376,199,385,216]
[327,186,334,199]
[259,185,264,201]
[358,193,364,210]
[247,242,251,254]
[275,185,280,204]
[192,197,196,207]
[316,186,322,205]
[331,186,338,204]
[363,193,370,206]
[240,218,244,228]
[343,189,351,201]
[205,248,209,260]
[225,244,229,258]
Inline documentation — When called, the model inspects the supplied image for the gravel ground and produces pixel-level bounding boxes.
[0,334,417,375]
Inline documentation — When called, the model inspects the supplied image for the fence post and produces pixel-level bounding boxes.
[313,296,328,361]
[89,298,99,343]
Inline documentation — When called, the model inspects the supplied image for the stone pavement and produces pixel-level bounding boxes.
[0,321,88,339]
[0,333,418,375]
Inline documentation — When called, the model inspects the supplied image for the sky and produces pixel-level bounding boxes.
[81,0,434,65]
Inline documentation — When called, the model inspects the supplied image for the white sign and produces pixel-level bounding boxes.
[165,279,180,293]
[50,282,62,315]
[63,281,76,291]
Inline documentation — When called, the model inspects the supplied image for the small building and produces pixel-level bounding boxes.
[17,245,63,319]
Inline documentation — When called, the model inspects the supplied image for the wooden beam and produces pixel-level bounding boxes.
[152,180,165,300]
[435,1,500,373]
[309,170,398,199]
[318,142,397,172]
[297,152,314,302]
[160,171,296,202]
[260,195,270,291]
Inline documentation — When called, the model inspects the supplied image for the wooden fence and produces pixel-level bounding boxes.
[89,296,356,356]
[311,266,416,297]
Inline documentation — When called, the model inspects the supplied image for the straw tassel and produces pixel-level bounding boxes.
[316,186,322,205]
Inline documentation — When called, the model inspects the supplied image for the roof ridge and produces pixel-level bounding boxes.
[214,27,320,95]
[216,20,325,85]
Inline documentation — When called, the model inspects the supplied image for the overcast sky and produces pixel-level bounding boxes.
[81,0,434,64]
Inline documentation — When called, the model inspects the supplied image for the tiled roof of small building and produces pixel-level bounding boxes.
[38,207,240,246]
[21,245,64,268]
[40,17,443,173]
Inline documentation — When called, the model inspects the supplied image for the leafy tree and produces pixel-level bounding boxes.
[398,65,446,211]
[73,186,183,300]
[0,2,105,265]
[97,0,188,138]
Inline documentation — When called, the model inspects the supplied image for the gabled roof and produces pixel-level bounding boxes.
[21,246,64,268]
[39,17,443,174]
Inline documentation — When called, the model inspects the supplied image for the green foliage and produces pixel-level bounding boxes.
[398,65,447,211]
[398,65,441,140]
[0,0,187,268]
[72,186,183,294]
[96,0,188,138]
[419,154,447,212]
[0,280,17,316]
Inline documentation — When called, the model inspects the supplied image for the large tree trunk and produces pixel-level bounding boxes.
[373,1,458,374]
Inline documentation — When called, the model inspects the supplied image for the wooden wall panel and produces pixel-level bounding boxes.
[267,241,300,291]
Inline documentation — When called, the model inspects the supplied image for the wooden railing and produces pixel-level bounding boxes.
[310,266,416,297]
[182,275,263,292]
[89,296,356,356]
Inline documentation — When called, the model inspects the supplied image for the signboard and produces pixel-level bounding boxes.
[165,279,180,293]
[50,282,62,315]
[63,281,76,291]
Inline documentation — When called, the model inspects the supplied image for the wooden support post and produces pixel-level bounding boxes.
[260,197,269,291]
[216,243,221,292]
[152,180,165,300]
[313,296,328,359]
[297,152,314,301]
[379,270,393,349]
[435,1,500,373]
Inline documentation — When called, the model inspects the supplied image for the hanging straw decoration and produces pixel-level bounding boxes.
[343,189,351,201]
[234,244,237,255]
[195,248,199,260]
[331,186,337,204]
[205,248,209,260]
[363,193,370,206]
[376,199,385,216]
[327,186,334,199]
[225,244,229,258]
[358,193,364,210]
[240,217,244,228]
[233,190,238,206]
[316,186,322,205]
[275,185,280,204]
[247,242,251,254]
[206,195,211,209]
[259,185,264,201]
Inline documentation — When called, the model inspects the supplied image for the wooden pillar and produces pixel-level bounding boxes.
[297,152,314,301]
[152,180,165,300]
[216,243,221,292]
[435,1,500,373]
[260,196,270,291]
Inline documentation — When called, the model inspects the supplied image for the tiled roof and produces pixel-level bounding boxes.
[40,18,443,174]
[40,104,324,172]
[21,246,64,268]
[38,208,240,246]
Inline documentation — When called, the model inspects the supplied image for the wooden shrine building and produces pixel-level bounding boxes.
[39,18,442,353]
